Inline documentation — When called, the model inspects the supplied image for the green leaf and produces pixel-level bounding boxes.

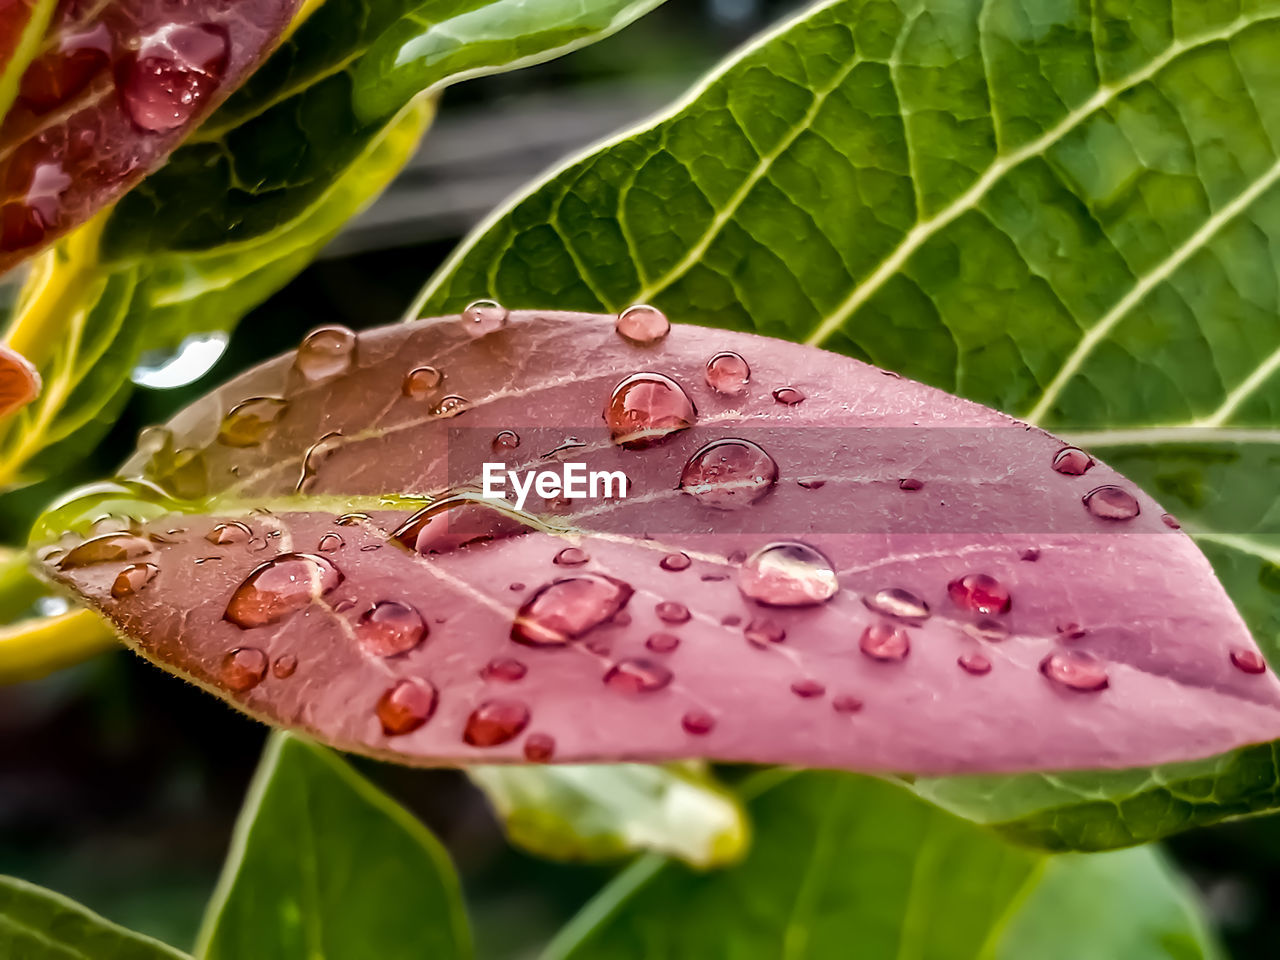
[416,0,1280,846]
[468,763,748,868]
[0,874,190,960]
[197,733,471,960]
[543,771,1220,960]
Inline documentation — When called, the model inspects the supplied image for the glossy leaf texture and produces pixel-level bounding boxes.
[544,772,1221,960]
[413,0,1280,835]
[0,874,190,959]
[197,733,471,960]
[0,0,301,268]
[35,310,1280,776]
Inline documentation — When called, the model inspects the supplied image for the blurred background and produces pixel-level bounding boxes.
[1,1,1276,956]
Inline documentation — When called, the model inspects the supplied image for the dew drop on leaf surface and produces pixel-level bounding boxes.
[294,326,357,381]
[1052,446,1095,476]
[356,601,426,657]
[402,366,442,398]
[553,547,589,567]
[655,601,690,624]
[491,430,520,452]
[111,562,157,598]
[523,732,556,762]
[217,397,288,447]
[604,658,674,694]
[859,623,910,662]
[462,299,509,338]
[790,679,825,699]
[58,533,154,569]
[272,654,298,679]
[958,652,992,676]
[1083,485,1141,521]
[772,386,805,405]
[223,553,342,629]
[1040,650,1109,692]
[220,647,267,692]
[376,678,437,736]
[681,710,715,735]
[947,573,1012,615]
[604,373,696,448]
[738,542,838,607]
[1231,649,1268,675]
[481,658,527,683]
[118,23,229,132]
[511,575,634,647]
[615,304,670,345]
[705,351,750,395]
[463,699,530,746]
[862,587,930,624]
[744,617,785,647]
[659,552,691,572]
[645,632,681,653]
[679,438,779,509]
[206,521,251,545]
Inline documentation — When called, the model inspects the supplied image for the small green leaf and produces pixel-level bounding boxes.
[469,763,748,868]
[544,771,1220,960]
[0,874,190,960]
[196,733,471,960]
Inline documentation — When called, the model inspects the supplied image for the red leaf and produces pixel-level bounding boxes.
[0,0,298,268]
[0,340,39,415]
[38,311,1280,774]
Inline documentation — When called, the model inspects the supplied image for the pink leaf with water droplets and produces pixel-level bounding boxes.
[36,311,1280,775]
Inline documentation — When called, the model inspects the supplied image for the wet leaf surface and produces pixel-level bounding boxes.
[36,311,1280,776]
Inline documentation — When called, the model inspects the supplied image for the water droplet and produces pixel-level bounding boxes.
[462,299,509,337]
[859,623,910,662]
[132,331,228,388]
[357,601,426,657]
[1161,513,1181,529]
[744,617,785,647]
[554,547,589,567]
[898,478,924,492]
[297,432,343,493]
[615,304,670,345]
[738,542,838,607]
[1057,621,1086,640]
[118,24,229,131]
[58,533,154,569]
[797,477,826,490]
[19,25,112,113]
[205,521,251,545]
[224,553,342,629]
[958,652,991,675]
[862,588,930,624]
[393,497,530,554]
[705,351,750,396]
[790,679,825,699]
[217,397,288,447]
[604,658,673,694]
[377,679,438,736]
[464,699,530,746]
[509,582,526,592]
[481,658,528,683]
[220,647,267,692]
[248,537,270,553]
[111,562,158,598]
[605,373,696,448]
[512,575,634,647]
[682,709,715,735]
[1083,485,1140,521]
[660,552,691,572]
[947,573,1011,615]
[1230,648,1267,674]
[832,695,864,714]
[1020,548,1041,562]
[772,386,805,405]
[655,601,690,624]
[336,513,368,526]
[295,325,357,381]
[403,366,442,398]
[962,619,1009,643]
[318,532,344,553]
[1040,650,1109,692]
[272,654,298,679]
[492,430,520,452]
[1052,447,1094,476]
[437,395,470,418]
[679,438,779,509]
[524,733,556,762]
[646,632,681,653]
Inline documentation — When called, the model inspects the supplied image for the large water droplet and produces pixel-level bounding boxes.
[738,542,838,607]
[118,24,229,132]
[1230,648,1267,675]
[605,373,696,448]
[898,478,924,492]
[859,623,910,661]
[481,658,528,682]
[224,553,342,629]
[947,573,1011,615]
[680,438,778,509]
[604,658,674,694]
[646,632,680,653]
[206,521,251,545]
[296,432,343,493]
[1052,447,1094,476]
[111,562,158,598]
[682,710,715,735]
[403,366,442,398]
[705,352,749,396]
[295,326,357,381]
[393,497,530,554]
[511,575,634,647]
[554,547,589,567]
[1083,485,1140,521]
[58,533,154,569]
[660,552,691,572]
[220,647,267,692]
[462,299,509,338]
[615,305,670,345]
[357,601,426,657]
[377,679,438,736]
[772,386,805,406]
[217,397,288,447]
[318,532,344,553]
[132,331,229,388]
[1040,650,1109,692]
[862,588,930,624]
[272,654,298,679]
[464,699,530,746]
[958,652,992,675]
[744,617,785,647]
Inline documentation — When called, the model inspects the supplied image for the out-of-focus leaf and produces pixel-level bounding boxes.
[0,341,39,417]
[0,874,190,959]
[0,0,300,268]
[543,771,1220,960]
[469,763,747,868]
[197,732,471,960]
[0,607,116,683]
[33,310,1280,776]
[0,0,57,119]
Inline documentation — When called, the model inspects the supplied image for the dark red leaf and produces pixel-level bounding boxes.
[37,311,1280,774]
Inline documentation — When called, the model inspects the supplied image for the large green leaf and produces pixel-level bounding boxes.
[197,733,471,960]
[543,771,1220,960]
[0,875,190,960]
[416,0,1280,845]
